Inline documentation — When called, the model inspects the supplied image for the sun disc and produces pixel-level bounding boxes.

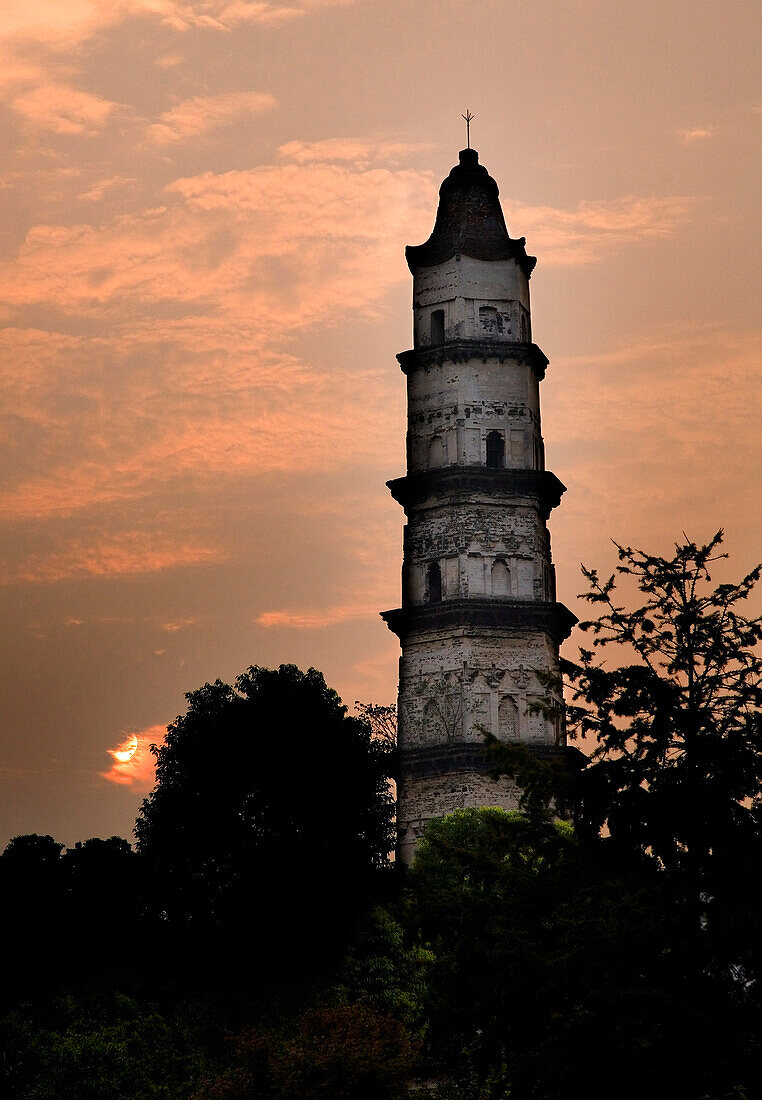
[112,734,138,763]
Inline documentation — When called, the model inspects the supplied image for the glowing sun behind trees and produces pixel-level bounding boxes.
[101,727,166,789]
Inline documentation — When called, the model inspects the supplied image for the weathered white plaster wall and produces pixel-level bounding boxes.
[406,359,543,473]
[397,770,523,865]
[392,232,565,865]
[412,255,531,348]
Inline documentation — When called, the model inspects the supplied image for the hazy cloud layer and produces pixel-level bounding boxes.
[0,0,758,848]
[507,196,699,265]
[12,84,121,135]
[0,153,704,589]
[1,0,354,50]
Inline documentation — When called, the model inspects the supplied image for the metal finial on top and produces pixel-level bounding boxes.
[462,109,475,149]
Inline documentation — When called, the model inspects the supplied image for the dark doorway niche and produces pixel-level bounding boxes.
[486,430,505,468]
[427,560,442,603]
[430,309,445,345]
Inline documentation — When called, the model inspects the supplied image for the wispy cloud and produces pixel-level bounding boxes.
[257,603,380,628]
[12,84,121,135]
[1,161,432,321]
[0,0,355,51]
[278,138,435,167]
[508,196,699,265]
[679,126,716,143]
[209,0,355,27]
[160,617,197,632]
[147,91,277,144]
[1,533,227,584]
[78,175,135,202]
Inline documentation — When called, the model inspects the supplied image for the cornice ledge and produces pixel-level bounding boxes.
[380,599,578,644]
[398,741,567,779]
[386,468,566,519]
[397,341,549,380]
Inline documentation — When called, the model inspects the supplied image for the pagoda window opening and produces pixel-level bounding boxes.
[428,434,445,467]
[486,430,505,469]
[430,309,445,345]
[491,558,511,596]
[498,696,520,740]
[427,561,442,603]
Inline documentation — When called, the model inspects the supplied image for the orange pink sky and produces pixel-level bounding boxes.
[1,0,760,846]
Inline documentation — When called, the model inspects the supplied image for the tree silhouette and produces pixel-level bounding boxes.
[485,531,762,1058]
[564,530,762,883]
[488,533,762,877]
[404,807,756,1100]
[1,834,65,936]
[135,665,396,953]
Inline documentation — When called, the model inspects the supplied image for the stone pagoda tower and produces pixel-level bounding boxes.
[381,147,576,864]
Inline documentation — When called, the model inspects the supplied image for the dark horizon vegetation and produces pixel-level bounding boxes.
[1,533,760,1100]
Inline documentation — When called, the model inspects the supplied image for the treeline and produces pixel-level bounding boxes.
[0,664,401,1098]
[1,533,761,1099]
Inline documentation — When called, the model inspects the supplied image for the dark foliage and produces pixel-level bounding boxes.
[193,1004,418,1100]
[565,531,762,878]
[404,807,760,1100]
[0,990,211,1100]
[488,533,762,880]
[134,665,396,956]
[0,833,143,1001]
[332,905,432,1034]
[354,701,398,749]
[468,533,762,1096]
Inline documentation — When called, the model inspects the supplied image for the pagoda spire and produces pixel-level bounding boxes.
[405,148,536,276]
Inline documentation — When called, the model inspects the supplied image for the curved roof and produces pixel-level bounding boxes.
[405,148,537,277]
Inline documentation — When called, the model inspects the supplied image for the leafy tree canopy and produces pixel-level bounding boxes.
[489,532,762,883]
[404,807,755,1100]
[134,665,396,936]
[566,531,762,878]
[193,1004,417,1100]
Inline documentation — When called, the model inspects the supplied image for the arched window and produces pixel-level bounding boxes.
[486,430,504,469]
[426,561,442,603]
[520,313,528,342]
[498,696,519,740]
[428,435,445,467]
[491,559,511,596]
[430,309,445,345]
